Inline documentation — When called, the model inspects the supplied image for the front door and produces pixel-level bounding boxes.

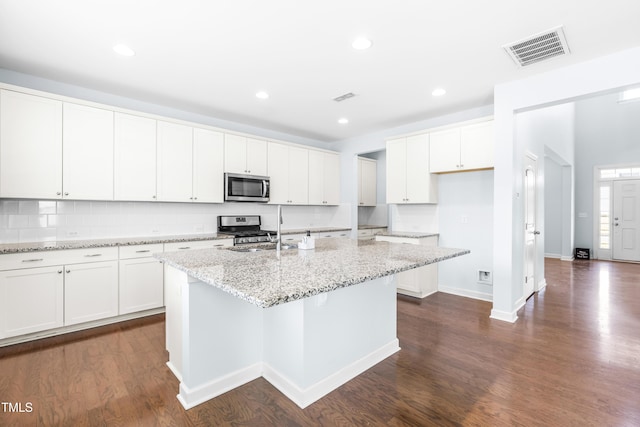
[613,180,640,261]
[524,155,537,300]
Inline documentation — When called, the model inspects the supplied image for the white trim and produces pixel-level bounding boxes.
[544,253,562,259]
[396,288,438,299]
[166,361,182,382]
[490,308,518,323]
[177,363,263,410]
[593,164,640,257]
[0,307,164,348]
[560,255,575,262]
[262,339,400,409]
[437,286,492,302]
[537,279,547,291]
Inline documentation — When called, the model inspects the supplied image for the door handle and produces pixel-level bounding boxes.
[533,230,540,235]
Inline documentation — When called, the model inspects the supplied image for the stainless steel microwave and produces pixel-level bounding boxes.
[224,173,270,202]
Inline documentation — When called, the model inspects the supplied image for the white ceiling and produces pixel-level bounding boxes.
[1,1,640,143]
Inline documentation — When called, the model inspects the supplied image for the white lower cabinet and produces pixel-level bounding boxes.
[375,235,439,298]
[64,259,119,326]
[119,244,165,315]
[0,266,64,339]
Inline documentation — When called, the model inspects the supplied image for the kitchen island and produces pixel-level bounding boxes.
[156,238,469,409]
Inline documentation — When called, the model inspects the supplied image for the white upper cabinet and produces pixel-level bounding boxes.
[224,134,267,176]
[358,157,377,207]
[308,151,340,205]
[157,121,193,202]
[386,133,438,204]
[268,142,309,204]
[157,123,225,203]
[114,112,157,201]
[0,90,63,199]
[430,120,494,173]
[63,103,114,200]
[192,128,224,203]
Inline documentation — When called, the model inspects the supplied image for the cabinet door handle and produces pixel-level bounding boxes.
[58,270,63,274]
[64,192,69,196]
[135,250,151,253]
[84,254,103,257]
[56,191,62,196]
[178,247,190,250]
[22,258,44,263]
[66,269,71,273]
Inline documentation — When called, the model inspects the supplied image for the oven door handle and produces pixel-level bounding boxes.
[262,180,269,198]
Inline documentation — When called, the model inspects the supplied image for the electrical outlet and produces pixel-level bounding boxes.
[478,270,492,284]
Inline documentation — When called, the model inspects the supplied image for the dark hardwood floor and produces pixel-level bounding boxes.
[1,258,639,426]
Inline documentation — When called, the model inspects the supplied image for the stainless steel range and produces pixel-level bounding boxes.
[217,215,276,245]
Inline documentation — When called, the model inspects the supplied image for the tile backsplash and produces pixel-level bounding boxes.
[0,199,351,243]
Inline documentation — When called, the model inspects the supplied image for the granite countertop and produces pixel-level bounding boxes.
[357,225,388,230]
[377,231,439,238]
[0,233,231,254]
[156,238,469,308]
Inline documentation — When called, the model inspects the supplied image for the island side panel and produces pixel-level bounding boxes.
[175,268,263,410]
[262,275,400,408]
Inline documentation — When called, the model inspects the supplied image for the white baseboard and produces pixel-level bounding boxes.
[544,253,561,259]
[262,339,400,409]
[166,361,182,382]
[438,285,493,302]
[177,363,262,410]
[561,255,575,261]
[490,308,518,323]
[396,288,437,299]
[537,279,547,291]
[0,307,165,348]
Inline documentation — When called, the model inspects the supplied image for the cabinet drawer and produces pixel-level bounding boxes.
[164,239,233,252]
[0,247,118,271]
[119,243,164,259]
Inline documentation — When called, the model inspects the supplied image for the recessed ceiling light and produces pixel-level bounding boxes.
[256,91,269,99]
[432,88,447,97]
[113,43,135,57]
[338,118,349,124]
[352,37,372,50]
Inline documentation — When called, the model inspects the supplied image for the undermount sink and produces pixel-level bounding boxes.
[227,243,297,252]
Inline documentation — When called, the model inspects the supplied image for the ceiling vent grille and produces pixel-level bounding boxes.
[333,92,355,102]
[504,26,570,67]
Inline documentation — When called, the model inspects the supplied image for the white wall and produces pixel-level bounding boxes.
[437,170,494,301]
[492,46,640,322]
[544,157,563,257]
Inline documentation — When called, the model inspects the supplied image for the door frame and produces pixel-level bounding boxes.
[523,152,538,300]
[592,163,640,260]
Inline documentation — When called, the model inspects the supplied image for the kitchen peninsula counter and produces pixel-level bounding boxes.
[158,238,469,410]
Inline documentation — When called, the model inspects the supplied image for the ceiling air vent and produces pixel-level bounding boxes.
[504,26,570,67]
[333,92,355,102]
